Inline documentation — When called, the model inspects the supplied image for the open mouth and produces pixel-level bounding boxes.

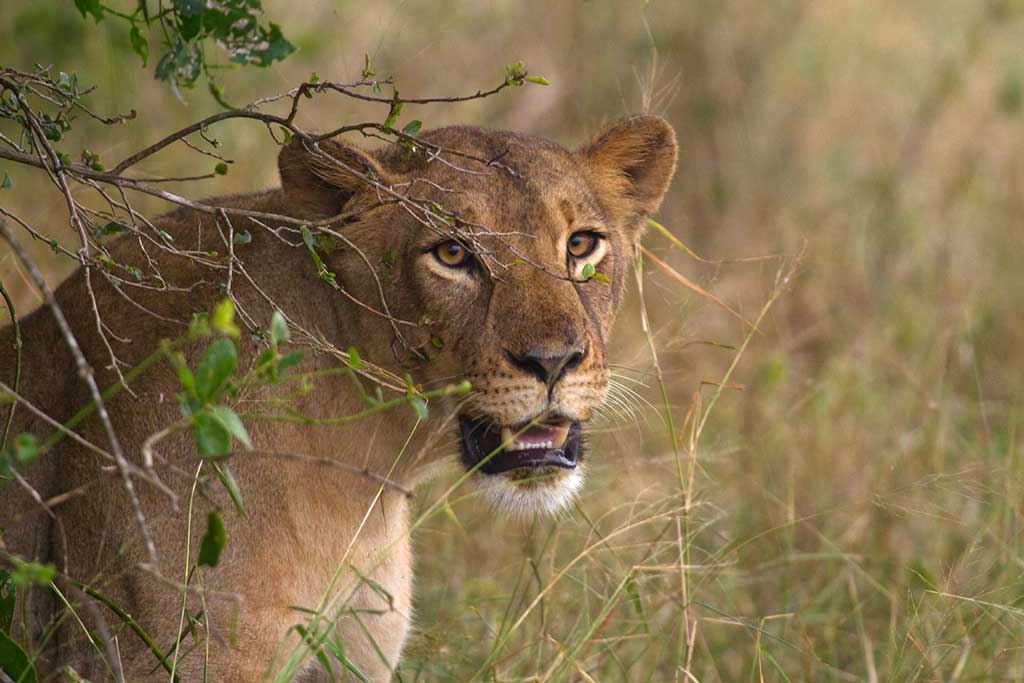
[459,416,583,475]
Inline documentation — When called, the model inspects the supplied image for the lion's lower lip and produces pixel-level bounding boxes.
[459,416,582,475]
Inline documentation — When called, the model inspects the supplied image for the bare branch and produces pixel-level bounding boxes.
[0,219,161,565]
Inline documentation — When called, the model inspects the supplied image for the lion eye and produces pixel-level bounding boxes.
[567,231,601,259]
[434,240,472,268]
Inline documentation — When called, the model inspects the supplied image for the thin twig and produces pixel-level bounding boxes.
[0,219,161,565]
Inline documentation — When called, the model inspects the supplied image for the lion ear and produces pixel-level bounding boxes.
[579,115,678,219]
[278,137,395,215]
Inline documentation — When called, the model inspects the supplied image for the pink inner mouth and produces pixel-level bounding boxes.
[500,422,571,452]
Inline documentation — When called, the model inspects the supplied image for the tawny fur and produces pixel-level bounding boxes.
[0,116,676,681]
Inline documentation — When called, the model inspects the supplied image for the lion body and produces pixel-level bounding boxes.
[1,188,418,681]
[0,118,676,681]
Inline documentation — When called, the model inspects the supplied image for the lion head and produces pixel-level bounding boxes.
[277,116,677,515]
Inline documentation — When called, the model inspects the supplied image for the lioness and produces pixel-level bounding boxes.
[0,115,677,681]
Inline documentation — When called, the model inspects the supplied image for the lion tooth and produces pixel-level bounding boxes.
[500,423,572,452]
[549,424,570,448]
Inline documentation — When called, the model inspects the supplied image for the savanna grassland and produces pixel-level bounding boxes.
[3,1,1024,681]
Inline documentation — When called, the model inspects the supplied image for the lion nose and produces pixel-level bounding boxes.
[505,344,587,387]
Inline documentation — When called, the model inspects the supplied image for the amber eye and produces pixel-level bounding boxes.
[434,240,472,268]
[567,231,601,259]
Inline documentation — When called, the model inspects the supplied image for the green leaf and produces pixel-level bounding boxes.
[301,226,330,279]
[56,72,79,93]
[505,61,531,85]
[198,511,227,568]
[270,311,289,345]
[625,576,650,634]
[441,497,463,532]
[192,411,231,458]
[190,312,211,334]
[277,351,304,374]
[177,8,202,41]
[756,358,785,388]
[346,346,363,370]
[0,631,37,683]
[249,23,295,67]
[195,339,237,402]
[300,225,316,251]
[581,262,596,280]
[315,234,338,254]
[215,162,229,176]
[384,91,403,128]
[591,272,611,284]
[155,39,203,87]
[211,298,240,338]
[212,462,246,517]
[10,562,54,588]
[401,119,422,137]
[257,346,275,370]
[299,225,323,268]
[174,355,197,399]
[174,0,203,17]
[1,173,10,189]
[410,396,428,421]
[525,76,550,86]
[129,24,149,67]
[94,222,131,239]
[72,0,103,22]
[97,254,116,272]
[232,229,252,245]
[12,433,38,465]
[208,81,235,109]
[209,405,251,450]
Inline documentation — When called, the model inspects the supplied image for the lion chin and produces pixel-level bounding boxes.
[455,414,588,516]
[475,466,586,518]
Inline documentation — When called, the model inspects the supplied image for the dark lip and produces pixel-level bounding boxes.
[458,416,583,475]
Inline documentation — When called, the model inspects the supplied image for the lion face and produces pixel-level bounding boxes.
[278,117,677,515]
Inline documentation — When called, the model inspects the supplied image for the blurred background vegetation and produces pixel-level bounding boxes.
[3,0,1024,680]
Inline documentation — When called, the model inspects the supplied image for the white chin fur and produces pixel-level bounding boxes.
[475,467,584,518]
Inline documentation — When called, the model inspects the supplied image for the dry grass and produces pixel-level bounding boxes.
[3,0,1024,680]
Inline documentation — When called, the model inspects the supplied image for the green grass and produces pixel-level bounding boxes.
[3,0,1024,680]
